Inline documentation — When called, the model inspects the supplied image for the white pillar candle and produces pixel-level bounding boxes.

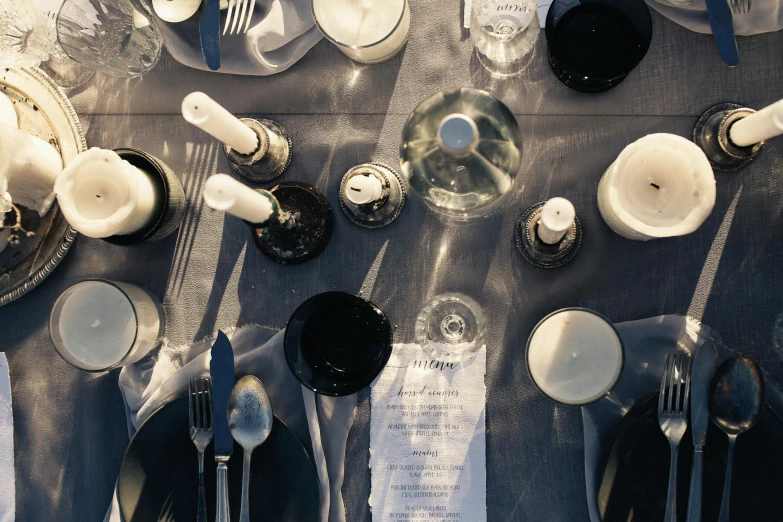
[527,309,623,405]
[537,197,575,244]
[312,0,411,63]
[0,123,63,216]
[203,174,275,224]
[54,148,160,238]
[345,174,383,204]
[597,133,715,241]
[729,98,783,147]
[0,92,18,128]
[181,92,259,155]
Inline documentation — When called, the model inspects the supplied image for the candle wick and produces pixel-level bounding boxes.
[650,183,660,190]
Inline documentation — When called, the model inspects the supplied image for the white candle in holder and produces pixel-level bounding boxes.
[54,148,160,238]
[729,98,783,147]
[597,133,715,241]
[345,173,384,205]
[203,174,275,224]
[537,197,575,244]
[526,308,624,405]
[181,92,259,155]
[312,0,411,64]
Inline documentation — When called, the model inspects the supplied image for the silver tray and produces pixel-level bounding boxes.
[0,67,86,306]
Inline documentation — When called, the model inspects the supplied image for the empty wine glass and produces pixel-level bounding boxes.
[471,0,540,76]
[56,0,163,78]
[415,293,487,362]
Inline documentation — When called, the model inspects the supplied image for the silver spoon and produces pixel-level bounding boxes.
[710,354,765,522]
[228,375,273,522]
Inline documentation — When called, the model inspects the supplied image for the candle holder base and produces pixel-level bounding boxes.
[693,103,764,172]
[339,163,406,229]
[516,202,582,269]
[103,149,186,246]
[252,182,332,264]
[224,118,293,183]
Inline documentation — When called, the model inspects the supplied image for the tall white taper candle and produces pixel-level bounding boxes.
[537,197,575,244]
[181,92,259,155]
[203,174,275,224]
[729,98,783,147]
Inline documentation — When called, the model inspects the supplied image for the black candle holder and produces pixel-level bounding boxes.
[224,118,293,183]
[515,201,582,269]
[693,103,764,172]
[249,182,332,265]
[338,163,406,229]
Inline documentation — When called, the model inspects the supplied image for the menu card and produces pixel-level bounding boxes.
[370,345,486,521]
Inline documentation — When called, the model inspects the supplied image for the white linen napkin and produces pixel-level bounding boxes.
[645,0,783,36]
[0,353,14,522]
[103,327,356,522]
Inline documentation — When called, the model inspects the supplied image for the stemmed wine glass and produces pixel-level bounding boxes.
[415,293,487,362]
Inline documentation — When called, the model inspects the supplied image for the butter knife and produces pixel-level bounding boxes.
[199,0,221,70]
[686,342,718,522]
[210,330,235,522]
[705,0,739,66]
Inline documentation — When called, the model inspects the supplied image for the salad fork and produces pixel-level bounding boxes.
[189,377,213,522]
[730,0,750,14]
[223,0,256,35]
[658,353,691,522]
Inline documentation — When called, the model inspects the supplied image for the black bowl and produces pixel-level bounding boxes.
[545,0,652,93]
[285,291,393,396]
[117,396,320,522]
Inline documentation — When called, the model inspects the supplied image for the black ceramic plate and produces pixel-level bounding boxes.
[117,396,320,522]
[597,394,783,522]
[285,291,393,396]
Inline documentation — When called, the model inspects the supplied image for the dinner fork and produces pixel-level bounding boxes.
[189,377,213,522]
[223,0,256,35]
[658,353,691,522]
[730,0,750,14]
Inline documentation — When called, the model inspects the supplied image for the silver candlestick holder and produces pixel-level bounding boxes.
[224,118,293,183]
[515,201,582,269]
[338,163,406,229]
[693,103,764,172]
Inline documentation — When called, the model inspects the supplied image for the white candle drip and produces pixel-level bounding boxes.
[597,133,715,241]
[203,174,276,224]
[345,174,383,205]
[729,98,783,147]
[181,92,259,155]
[537,197,575,244]
[54,148,160,238]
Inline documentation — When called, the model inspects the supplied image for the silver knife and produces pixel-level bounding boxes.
[210,330,235,522]
[686,342,718,522]
[705,0,739,66]
[199,0,221,70]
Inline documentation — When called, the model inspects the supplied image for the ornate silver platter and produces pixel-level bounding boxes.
[0,67,86,306]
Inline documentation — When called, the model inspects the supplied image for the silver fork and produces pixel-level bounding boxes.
[189,377,213,522]
[223,0,256,35]
[658,353,691,522]
[730,0,751,14]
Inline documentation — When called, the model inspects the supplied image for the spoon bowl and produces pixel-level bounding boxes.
[228,375,274,522]
[152,0,202,23]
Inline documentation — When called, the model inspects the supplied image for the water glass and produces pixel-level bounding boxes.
[415,293,487,362]
[471,0,540,76]
[312,0,411,64]
[50,280,163,371]
[56,0,163,78]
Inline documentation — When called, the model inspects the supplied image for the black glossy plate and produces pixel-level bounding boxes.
[285,291,393,396]
[597,394,783,521]
[117,396,320,522]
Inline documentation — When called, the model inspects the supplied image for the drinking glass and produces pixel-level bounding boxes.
[470,0,540,77]
[545,0,652,93]
[50,280,163,371]
[415,293,487,362]
[312,0,411,64]
[56,0,163,78]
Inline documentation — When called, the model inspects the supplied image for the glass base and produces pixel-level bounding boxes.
[39,54,95,94]
[415,293,486,362]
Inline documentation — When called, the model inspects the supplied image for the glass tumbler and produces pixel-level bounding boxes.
[312,0,411,64]
[415,293,487,362]
[56,0,163,77]
[50,280,163,371]
[471,0,540,77]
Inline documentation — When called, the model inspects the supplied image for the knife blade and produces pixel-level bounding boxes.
[686,341,718,522]
[199,0,221,70]
[210,330,234,522]
[705,0,739,66]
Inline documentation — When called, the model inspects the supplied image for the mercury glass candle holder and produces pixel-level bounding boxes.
[516,198,582,269]
[223,118,293,183]
[693,102,768,172]
[339,163,406,228]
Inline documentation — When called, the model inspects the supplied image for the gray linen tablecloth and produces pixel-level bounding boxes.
[2,2,783,520]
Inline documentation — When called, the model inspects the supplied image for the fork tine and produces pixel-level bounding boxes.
[200,378,210,430]
[674,354,683,412]
[205,378,213,429]
[196,378,203,428]
[188,379,194,428]
[243,0,256,33]
[236,0,249,34]
[223,0,236,35]
[230,0,243,34]
[682,356,691,413]
[667,354,677,412]
[659,354,671,414]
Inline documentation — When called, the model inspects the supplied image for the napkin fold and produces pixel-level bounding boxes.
[645,0,783,36]
[0,354,13,522]
[104,326,355,522]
